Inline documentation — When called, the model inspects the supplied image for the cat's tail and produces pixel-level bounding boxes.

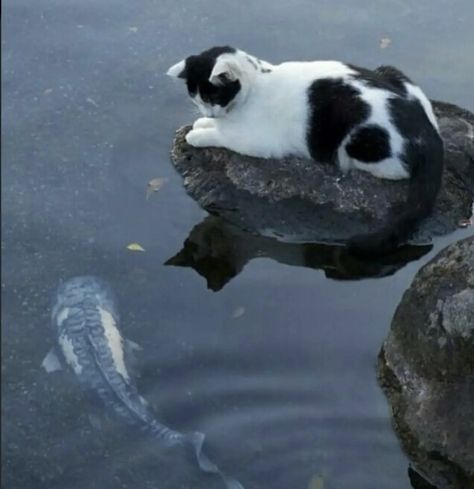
[348,137,444,256]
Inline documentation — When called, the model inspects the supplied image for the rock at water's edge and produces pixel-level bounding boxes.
[171,101,473,244]
[378,236,474,489]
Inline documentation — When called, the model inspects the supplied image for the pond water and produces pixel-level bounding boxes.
[2,1,473,488]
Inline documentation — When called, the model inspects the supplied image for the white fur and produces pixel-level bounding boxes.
[209,55,241,84]
[166,60,185,78]
[169,49,438,181]
[185,52,357,160]
[339,80,409,179]
[405,82,439,129]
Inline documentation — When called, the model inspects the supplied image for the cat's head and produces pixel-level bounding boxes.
[166,46,252,118]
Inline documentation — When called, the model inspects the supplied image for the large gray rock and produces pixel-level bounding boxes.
[170,101,474,244]
[378,236,474,489]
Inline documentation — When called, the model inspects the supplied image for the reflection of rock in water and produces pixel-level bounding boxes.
[170,101,473,244]
[165,216,432,291]
[408,467,439,489]
[378,236,474,489]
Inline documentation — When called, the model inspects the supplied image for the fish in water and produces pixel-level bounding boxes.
[42,275,243,489]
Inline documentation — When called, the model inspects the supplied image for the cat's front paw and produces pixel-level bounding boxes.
[185,128,221,148]
[193,117,216,129]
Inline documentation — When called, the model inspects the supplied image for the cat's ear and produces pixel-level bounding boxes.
[209,59,240,86]
[166,60,186,79]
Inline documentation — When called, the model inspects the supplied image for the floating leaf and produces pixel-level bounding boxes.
[146,177,168,200]
[379,37,392,49]
[308,474,325,489]
[232,306,245,319]
[43,88,53,96]
[127,243,145,252]
[128,26,138,33]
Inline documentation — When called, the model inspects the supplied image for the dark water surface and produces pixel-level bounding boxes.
[2,1,473,488]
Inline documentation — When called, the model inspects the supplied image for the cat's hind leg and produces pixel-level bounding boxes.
[337,145,354,174]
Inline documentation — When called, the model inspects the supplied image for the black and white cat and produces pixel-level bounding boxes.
[167,46,444,254]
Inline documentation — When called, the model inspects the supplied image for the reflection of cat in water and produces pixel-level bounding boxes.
[166,218,243,291]
[167,46,443,255]
[165,216,431,291]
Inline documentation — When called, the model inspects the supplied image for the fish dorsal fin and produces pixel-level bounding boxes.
[125,339,142,352]
[84,309,151,424]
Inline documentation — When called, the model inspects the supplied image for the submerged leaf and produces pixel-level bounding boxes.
[146,177,168,200]
[308,474,325,489]
[86,97,99,107]
[232,306,245,319]
[379,37,392,49]
[127,243,145,252]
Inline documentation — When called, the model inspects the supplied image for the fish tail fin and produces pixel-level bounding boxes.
[188,432,218,472]
[188,432,245,489]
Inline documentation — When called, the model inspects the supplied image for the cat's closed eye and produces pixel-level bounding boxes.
[200,83,220,104]
[201,93,218,104]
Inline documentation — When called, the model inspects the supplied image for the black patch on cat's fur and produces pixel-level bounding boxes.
[261,68,272,73]
[346,125,391,162]
[307,78,370,162]
[349,94,443,255]
[389,97,431,140]
[375,65,412,92]
[388,97,442,170]
[348,64,411,96]
[182,46,241,108]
